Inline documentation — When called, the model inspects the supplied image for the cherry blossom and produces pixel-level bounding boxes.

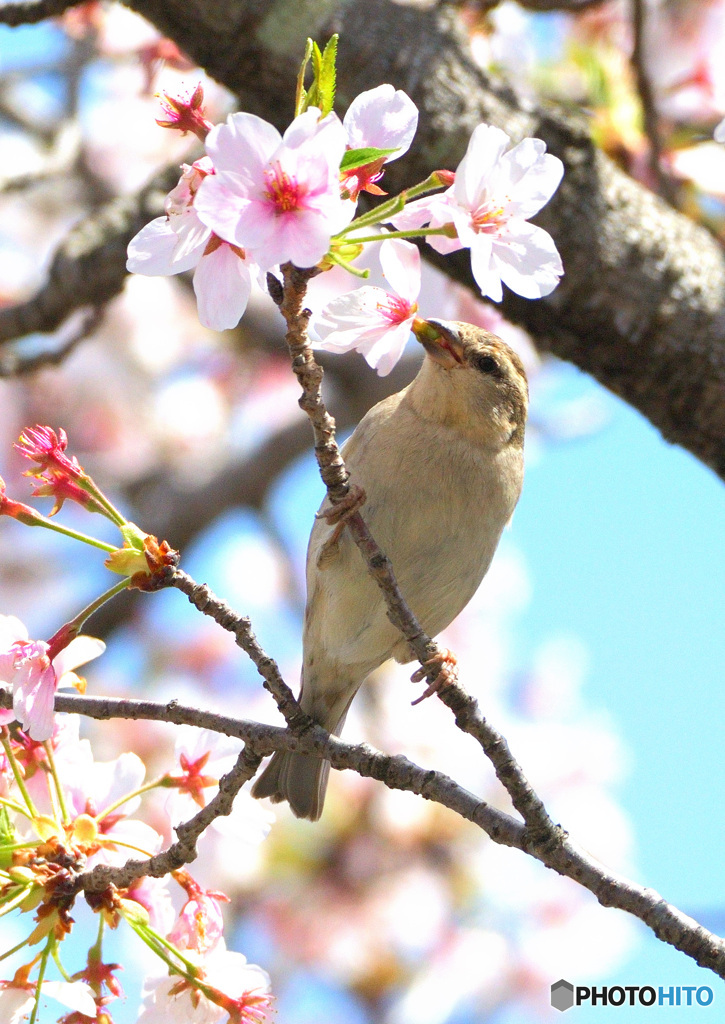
[127,159,257,332]
[0,616,105,741]
[169,874,229,954]
[165,726,273,844]
[137,947,272,1024]
[0,979,96,1023]
[393,123,564,302]
[62,747,163,866]
[312,238,421,375]
[194,107,353,270]
[341,84,418,198]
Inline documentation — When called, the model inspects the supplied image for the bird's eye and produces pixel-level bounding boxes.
[475,354,500,375]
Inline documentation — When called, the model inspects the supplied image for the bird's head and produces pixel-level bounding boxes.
[410,318,529,449]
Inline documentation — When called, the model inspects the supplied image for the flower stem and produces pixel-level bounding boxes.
[0,934,30,962]
[124,915,199,977]
[325,251,370,277]
[0,730,38,817]
[336,192,407,235]
[0,885,33,917]
[43,741,69,824]
[96,775,168,821]
[51,939,72,983]
[336,171,448,238]
[344,227,454,244]
[26,515,118,553]
[47,577,131,659]
[28,934,52,1024]
[0,795,34,819]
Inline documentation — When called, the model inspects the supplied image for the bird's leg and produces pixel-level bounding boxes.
[315,485,367,567]
[410,648,459,705]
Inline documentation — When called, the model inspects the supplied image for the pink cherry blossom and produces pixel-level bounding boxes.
[169,875,229,955]
[127,159,257,331]
[62,747,163,866]
[341,84,418,198]
[166,726,273,844]
[195,107,353,270]
[137,947,272,1024]
[393,123,564,302]
[312,238,421,376]
[0,616,105,741]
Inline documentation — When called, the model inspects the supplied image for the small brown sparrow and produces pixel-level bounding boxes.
[253,319,528,819]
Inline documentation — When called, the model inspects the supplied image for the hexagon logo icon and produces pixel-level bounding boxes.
[551,979,574,1012]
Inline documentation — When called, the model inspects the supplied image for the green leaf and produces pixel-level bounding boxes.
[299,35,338,117]
[340,146,398,172]
[317,34,338,117]
[295,37,314,116]
[0,806,18,867]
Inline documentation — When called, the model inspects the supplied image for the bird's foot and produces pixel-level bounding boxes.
[316,486,367,567]
[317,484,367,526]
[410,648,459,705]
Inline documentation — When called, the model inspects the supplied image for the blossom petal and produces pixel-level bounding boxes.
[41,981,97,1017]
[170,213,211,266]
[492,220,563,298]
[469,233,502,302]
[194,176,254,248]
[343,85,418,160]
[52,635,106,678]
[127,219,198,276]
[364,319,414,375]
[314,287,389,348]
[14,663,56,741]
[0,615,28,648]
[206,111,281,186]
[454,124,510,210]
[284,108,347,161]
[253,207,340,269]
[379,238,421,303]
[497,138,564,219]
[193,245,253,331]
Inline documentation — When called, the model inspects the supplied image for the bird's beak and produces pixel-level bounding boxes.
[412,318,465,369]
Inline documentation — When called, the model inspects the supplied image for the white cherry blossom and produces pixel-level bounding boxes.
[394,123,564,302]
[313,238,421,375]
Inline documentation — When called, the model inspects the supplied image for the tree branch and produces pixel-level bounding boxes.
[0,163,180,345]
[4,687,723,977]
[0,0,81,26]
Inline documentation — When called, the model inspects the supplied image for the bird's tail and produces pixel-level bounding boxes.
[251,681,357,821]
[251,749,331,821]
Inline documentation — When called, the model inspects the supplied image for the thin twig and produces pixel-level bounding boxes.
[631,0,677,204]
[169,569,311,732]
[74,745,263,894]
[0,306,105,377]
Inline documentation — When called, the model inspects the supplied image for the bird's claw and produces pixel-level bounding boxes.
[317,484,367,525]
[411,648,458,705]
[316,486,367,567]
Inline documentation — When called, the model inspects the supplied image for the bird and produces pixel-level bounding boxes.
[252,318,529,820]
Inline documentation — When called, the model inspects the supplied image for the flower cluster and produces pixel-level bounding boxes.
[127,42,564,374]
[0,702,273,1023]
